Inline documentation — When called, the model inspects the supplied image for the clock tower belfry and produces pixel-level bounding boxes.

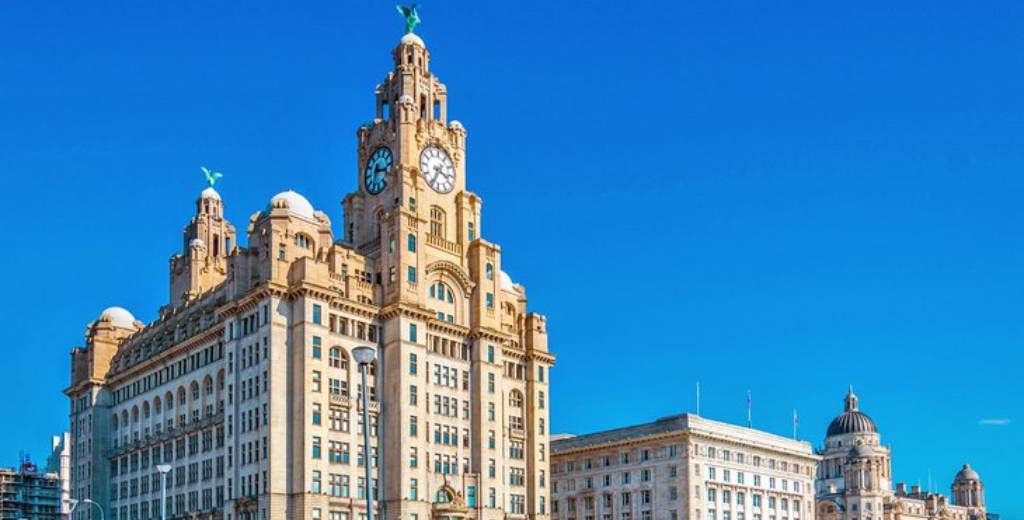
[343,31,483,310]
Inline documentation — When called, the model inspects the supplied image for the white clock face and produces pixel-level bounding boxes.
[420,146,455,193]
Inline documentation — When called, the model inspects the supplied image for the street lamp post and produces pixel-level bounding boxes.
[156,464,172,520]
[83,499,106,520]
[65,498,105,520]
[352,346,377,520]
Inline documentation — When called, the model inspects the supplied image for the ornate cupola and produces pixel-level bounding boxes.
[951,464,985,509]
[827,387,879,437]
[170,170,236,306]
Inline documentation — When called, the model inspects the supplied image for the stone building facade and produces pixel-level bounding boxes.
[550,414,819,520]
[815,389,988,520]
[64,29,554,520]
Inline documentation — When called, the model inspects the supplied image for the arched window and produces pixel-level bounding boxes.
[485,263,494,281]
[407,233,417,252]
[376,209,386,239]
[131,406,139,424]
[436,489,453,504]
[153,396,162,415]
[190,381,200,401]
[204,376,214,396]
[166,392,175,410]
[329,347,349,370]
[429,206,445,238]
[112,415,119,431]
[295,233,313,249]
[468,221,476,241]
[142,401,150,419]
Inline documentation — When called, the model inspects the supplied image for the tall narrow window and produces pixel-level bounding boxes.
[429,206,445,238]
[468,222,476,241]
[407,233,417,252]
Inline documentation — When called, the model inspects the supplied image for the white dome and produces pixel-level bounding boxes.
[99,307,136,328]
[449,120,464,129]
[189,238,205,249]
[200,187,221,200]
[500,271,515,292]
[401,33,425,47]
[267,190,316,220]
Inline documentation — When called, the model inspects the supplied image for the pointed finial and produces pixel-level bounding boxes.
[201,166,223,187]
[396,3,421,34]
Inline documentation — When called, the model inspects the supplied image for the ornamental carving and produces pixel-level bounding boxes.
[425,260,475,293]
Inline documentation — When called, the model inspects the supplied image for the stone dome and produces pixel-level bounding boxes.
[401,32,425,47]
[827,388,879,437]
[954,464,981,482]
[200,187,221,200]
[99,307,137,328]
[266,190,315,220]
[500,271,515,292]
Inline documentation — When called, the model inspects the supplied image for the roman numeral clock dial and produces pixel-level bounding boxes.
[419,145,455,194]
[363,146,393,195]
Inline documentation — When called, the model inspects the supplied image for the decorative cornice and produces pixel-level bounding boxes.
[106,324,225,387]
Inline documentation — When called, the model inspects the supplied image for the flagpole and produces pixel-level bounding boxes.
[746,391,752,428]
[792,409,799,440]
[696,382,701,416]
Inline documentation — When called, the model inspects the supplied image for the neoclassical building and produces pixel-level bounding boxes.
[815,389,988,520]
[550,414,820,520]
[64,27,554,520]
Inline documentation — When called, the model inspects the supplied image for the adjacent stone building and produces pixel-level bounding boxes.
[815,389,989,520]
[550,414,820,520]
[64,28,554,520]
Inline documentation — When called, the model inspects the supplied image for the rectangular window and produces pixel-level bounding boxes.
[485,292,494,308]
[312,336,322,359]
[407,266,417,283]
[487,345,494,363]
[409,353,418,375]
[409,323,418,342]
[312,304,322,325]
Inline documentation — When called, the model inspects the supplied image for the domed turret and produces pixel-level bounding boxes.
[954,464,981,483]
[98,306,137,329]
[200,187,221,200]
[951,464,985,509]
[827,387,879,436]
[266,190,316,220]
[400,32,425,47]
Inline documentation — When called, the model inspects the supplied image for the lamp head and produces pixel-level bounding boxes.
[352,346,376,365]
[156,464,172,474]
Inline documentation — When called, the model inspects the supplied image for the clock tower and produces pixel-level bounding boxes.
[342,27,554,520]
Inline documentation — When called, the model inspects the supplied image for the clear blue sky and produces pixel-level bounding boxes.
[2,0,1021,515]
